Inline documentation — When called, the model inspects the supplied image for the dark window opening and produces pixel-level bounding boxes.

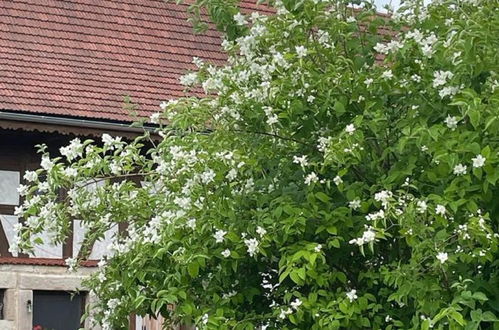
[32,290,86,330]
[0,289,5,319]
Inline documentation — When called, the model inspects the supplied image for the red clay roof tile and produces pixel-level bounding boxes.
[0,0,272,122]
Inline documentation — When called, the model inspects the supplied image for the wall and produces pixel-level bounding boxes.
[0,263,99,330]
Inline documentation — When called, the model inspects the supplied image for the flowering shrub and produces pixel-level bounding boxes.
[15,0,499,329]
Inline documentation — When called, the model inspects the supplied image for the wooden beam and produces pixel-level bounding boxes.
[0,205,15,215]
[62,219,74,259]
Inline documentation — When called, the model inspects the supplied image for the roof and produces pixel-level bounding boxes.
[0,0,272,122]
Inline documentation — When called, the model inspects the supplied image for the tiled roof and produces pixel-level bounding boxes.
[0,0,272,122]
[0,256,98,267]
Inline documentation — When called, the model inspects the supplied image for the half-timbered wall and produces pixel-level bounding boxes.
[0,128,116,262]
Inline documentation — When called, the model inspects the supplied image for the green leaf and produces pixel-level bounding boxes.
[188,262,199,278]
[472,292,488,302]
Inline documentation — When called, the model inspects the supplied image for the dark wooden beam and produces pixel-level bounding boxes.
[62,219,74,259]
[0,205,15,215]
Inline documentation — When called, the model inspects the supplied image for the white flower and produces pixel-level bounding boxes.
[453,163,467,176]
[102,134,122,149]
[180,72,198,86]
[295,46,308,58]
[59,138,83,161]
[17,184,29,196]
[314,244,322,252]
[200,169,216,184]
[345,124,356,135]
[256,226,267,237]
[349,227,376,246]
[346,16,356,23]
[381,70,393,80]
[150,112,161,124]
[435,204,446,216]
[233,12,247,25]
[293,155,309,167]
[433,70,454,88]
[186,218,196,229]
[23,171,38,182]
[346,289,358,302]
[213,230,227,243]
[221,249,231,258]
[202,313,209,325]
[444,115,458,130]
[472,155,486,168]
[65,257,77,272]
[290,298,302,310]
[160,101,168,110]
[40,156,54,171]
[416,200,428,213]
[244,238,259,256]
[279,308,293,319]
[349,199,361,210]
[436,252,448,264]
[333,176,343,186]
[374,190,393,207]
[364,78,373,86]
[304,172,319,185]
[226,168,238,181]
[63,167,78,178]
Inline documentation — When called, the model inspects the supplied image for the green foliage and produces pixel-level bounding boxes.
[16,0,499,329]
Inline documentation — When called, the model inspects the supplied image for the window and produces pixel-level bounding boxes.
[32,291,85,330]
[0,169,20,257]
[0,170,20,205]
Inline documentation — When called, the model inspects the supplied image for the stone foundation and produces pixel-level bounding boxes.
[0,264,99,329]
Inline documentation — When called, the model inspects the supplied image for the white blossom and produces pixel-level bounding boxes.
[345,124,356,135]
[333,175,343,186]
[23,171,38,182]
[381,70,393,80]
[256,226,267,237]
[453,163,467,176]
[444,116,458,130]
[472,154,486,168]
[65,257,77,272]
[40,156,54,171]
[290,298,302,310]
[213,230,227,243]
[180,72,198,86]
[349,227,376,246]
[295,46,308,58]
[346,289,358,302]
[314,244,322,252]
[293,155,309,167]
[59,138,83,161]
[436,252,448,264]
[233,12,247,26]
[186,218,196,229]
[304,172,319,185]
[416,200,428,213]
[349,199,361,210]
[433,70,454,88]
[221,249,231,258]
[435,204,446,216]
[244,238,259,256]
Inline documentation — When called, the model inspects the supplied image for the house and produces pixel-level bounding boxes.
[0,0,270,329]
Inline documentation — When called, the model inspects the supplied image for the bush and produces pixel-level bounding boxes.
[16,0,499,328]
